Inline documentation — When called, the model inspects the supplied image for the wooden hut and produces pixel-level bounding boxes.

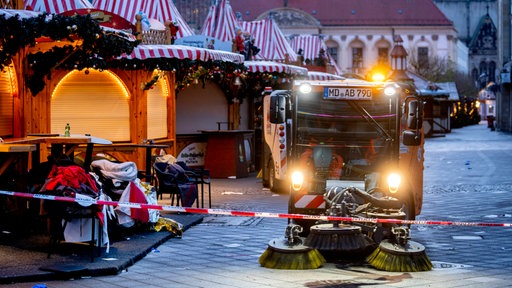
[0,9,244,176]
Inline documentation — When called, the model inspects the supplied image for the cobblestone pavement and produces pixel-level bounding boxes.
[8,123,512,288]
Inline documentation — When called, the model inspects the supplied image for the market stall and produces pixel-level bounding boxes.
[92,0,194,38]
[289,34,342,74]
[0,8,244,172]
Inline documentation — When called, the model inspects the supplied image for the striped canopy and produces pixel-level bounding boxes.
[201,5,217,39]
[24,0,93,14]
[93,0,194,38]
[123,45,244,63]
[201,0,297,62]
[307,71,344,81]
[289,35,341,75]
[241,19,297,62]
[244,61,307,76]
[200,0,239,42]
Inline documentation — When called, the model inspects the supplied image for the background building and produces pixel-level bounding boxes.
[497,0,512,131]
[225,0,463,77]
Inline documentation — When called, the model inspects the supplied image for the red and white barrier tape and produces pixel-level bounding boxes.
[1,189,511,227]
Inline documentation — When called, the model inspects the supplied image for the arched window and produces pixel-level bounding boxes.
[51,70,130,142]
[488,61,496,83]
[479,61,488,78]
[349,40,365,74]
[472,68,479,85]
[375,39,391,65]
[325,39,339,64]
[417,47,429,70]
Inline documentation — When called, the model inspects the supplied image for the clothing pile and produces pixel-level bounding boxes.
[37,159,110,250]
[91,159,159,227]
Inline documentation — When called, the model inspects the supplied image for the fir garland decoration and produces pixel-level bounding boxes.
[0,12,137,95]
[0,11,297,99]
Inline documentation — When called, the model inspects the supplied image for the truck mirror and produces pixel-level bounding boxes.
[406,100,423,129]
[402,130,422,146]
[270,95,286,124]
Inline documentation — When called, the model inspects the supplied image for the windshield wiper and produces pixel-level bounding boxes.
[347,100,393,142]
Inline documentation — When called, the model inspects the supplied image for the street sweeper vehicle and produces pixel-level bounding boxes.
[259,78,432,271]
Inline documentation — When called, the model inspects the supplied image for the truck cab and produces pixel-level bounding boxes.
[263,78,424,232]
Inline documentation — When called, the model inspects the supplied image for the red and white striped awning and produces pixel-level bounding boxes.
[92,0,143,24]
[289,35,324,61]
[241,19,298,62]
[24,0,94,14]
[244,61,307,76]
[201,5,217,39]
[122,44,244,62]
[307,71,344,81]
[93,0,194,38]
[289,35,342,75]
[201,0,297,62]
[201,0,239,42]
[142,0,194,38]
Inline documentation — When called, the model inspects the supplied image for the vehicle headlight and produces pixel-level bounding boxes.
[299,83,312,94]
[291,171,304,191]
[387,173,401,193]
[384,83,399,96]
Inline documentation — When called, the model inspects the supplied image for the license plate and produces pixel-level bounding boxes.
[324,87,372,100]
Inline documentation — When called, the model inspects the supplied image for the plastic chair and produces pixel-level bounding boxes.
[153,161,199,207]
[153,162,182,205]
[173,162,210,208]
[189,168,211,208]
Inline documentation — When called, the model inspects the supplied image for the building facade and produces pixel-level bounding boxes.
[223,0,463,77]
[497,0,512,131]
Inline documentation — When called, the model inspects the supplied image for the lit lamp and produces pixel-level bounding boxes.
[234,76,242,86]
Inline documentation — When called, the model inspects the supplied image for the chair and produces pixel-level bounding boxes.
[153,162,181,204]
[187,168,211,208]
[46,202,102,262]
[153,162,198,207]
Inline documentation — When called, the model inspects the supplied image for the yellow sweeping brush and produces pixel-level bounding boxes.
[259,224,326,269]
[366,226,432,272]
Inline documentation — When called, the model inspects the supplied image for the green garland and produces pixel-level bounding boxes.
[1,13,137,95]
[1,12,297,98]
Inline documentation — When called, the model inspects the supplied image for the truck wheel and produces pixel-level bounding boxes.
[269,161,278,192]
[270,160,289,193]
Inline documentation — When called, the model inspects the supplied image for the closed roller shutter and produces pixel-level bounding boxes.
[147,72,168,139]
[0,66,14,137]
[51,69,130,142]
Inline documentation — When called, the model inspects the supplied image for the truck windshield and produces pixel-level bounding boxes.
[294,89,398,186]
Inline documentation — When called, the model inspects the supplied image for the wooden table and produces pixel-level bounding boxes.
[0,143,37,177]
[4,134,112,171]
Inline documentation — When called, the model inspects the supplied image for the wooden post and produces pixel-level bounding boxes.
[135,14,143,42]
[165,20,172,45]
